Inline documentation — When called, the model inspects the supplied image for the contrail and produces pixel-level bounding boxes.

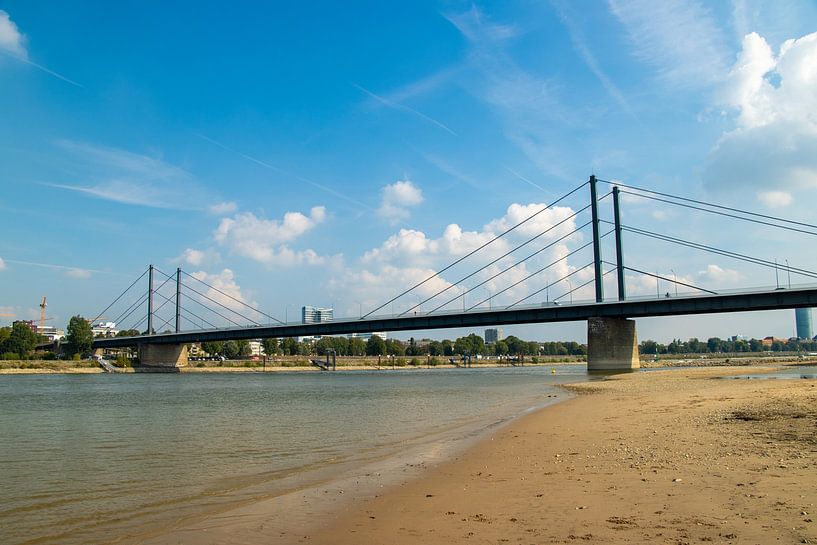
[3,258,106,274]
[505,167,555,197]
[195,134,373,210]
[353,83,458,136]
[0,49,83,87]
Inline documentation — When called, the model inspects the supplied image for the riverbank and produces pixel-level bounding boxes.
[303,365,816,544]
[1,354,813,374]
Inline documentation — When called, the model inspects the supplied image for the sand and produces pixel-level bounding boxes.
[306,366,817,544]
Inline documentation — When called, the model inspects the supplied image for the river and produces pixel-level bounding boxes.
[0,366,590,544]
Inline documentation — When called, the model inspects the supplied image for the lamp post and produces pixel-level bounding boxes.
[566,279,573,304]
[670,269,678,297]
[484,288,492,309]
[785,259,791,288]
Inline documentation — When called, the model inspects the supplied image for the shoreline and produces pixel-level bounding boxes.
[305,365,816,544]
[1,356,813,374]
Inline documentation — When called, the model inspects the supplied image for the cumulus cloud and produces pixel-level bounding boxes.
[213,206,327,266]
[704,32,817,192]
[189,269,259,321]
[208,201,238,215]
[377,180,423,225]
[0,10,26,58]
[697,264,742,285]
[336,202,585,314]
[173,248,220,268]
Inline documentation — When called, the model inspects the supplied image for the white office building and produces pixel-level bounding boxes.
[302,306,334,324]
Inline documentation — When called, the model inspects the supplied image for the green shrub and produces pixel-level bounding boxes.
[115,355,132,367]
[429,356,440,366]
[1,352,19,360]
[196,362,206,368]
[41,351,57,360]
[395,357,407,366]
[409,357,421,366]
[531,356,539,363]
[72,353,81,361]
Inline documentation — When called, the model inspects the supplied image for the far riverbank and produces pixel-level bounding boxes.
[1,353,814,374]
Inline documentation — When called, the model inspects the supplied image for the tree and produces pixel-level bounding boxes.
[201,341,224,356]
[385,338,405,356]
[494,340,509,356]
[366,335,386,356]
[65,316,93,356]
[116,329,141,337]
[349,337,366,356]
[261,338,279,356]
[281,337,299,355]
[2,322,38,358]
[222,341,240,359]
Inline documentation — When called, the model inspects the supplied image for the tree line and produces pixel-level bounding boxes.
[639,336,817,355]
[199,334,587,359]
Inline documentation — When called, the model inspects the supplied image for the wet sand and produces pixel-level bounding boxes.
[307,366,816,544]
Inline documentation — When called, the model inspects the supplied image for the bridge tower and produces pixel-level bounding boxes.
[587,179,639,371]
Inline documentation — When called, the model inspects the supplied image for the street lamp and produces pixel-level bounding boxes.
[484,288,492,309]
[670,269,678,297]
[785,259,792,289]
[566,279,573,304]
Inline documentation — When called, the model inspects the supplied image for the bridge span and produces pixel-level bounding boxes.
[93,285,817,370]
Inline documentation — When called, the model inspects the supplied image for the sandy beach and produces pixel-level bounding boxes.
[304,366,816,545]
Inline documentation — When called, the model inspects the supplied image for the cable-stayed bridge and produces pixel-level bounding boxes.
[92,176,817,370]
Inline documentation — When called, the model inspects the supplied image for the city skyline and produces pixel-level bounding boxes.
[2,2,817,342]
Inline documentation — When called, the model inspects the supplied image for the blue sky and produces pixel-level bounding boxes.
[2,0,817,342]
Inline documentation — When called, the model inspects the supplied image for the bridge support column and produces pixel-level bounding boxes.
[587,317,640,371]
[137,343,187,372]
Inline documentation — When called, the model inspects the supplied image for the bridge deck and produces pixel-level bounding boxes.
[93,286,817,348]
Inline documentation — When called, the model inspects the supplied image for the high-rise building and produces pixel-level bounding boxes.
[302,306,334,324]
[485,328,504,344]
[795,308,813,339]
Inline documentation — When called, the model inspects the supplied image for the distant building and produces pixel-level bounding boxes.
[795,308,813,339]
[91,321,119,337]
[485,328,504,344]
[302,306,333,324]
[347,332,387,340]
[38,325,65,342]
[249,340,264,357]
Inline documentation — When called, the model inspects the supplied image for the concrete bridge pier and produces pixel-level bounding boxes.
[136,343,187,372]
[587,317,640,371]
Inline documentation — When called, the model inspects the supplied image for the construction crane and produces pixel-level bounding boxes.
[40,297,47,331]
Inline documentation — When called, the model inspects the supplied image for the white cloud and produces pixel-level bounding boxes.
[377,180,423,225]
[172,248,221,268]
[338,202,584,313]
[189,269,259,321]
[0,10,26,58]
[0,257,6,271]
[65,268,92,279]
[608,0,730,88]
[756,190,793,208]
[704,32,817,192]
[49,140,222,210]
[697,264,742,285]
[213,206,327,265]
[208,201,238,215]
